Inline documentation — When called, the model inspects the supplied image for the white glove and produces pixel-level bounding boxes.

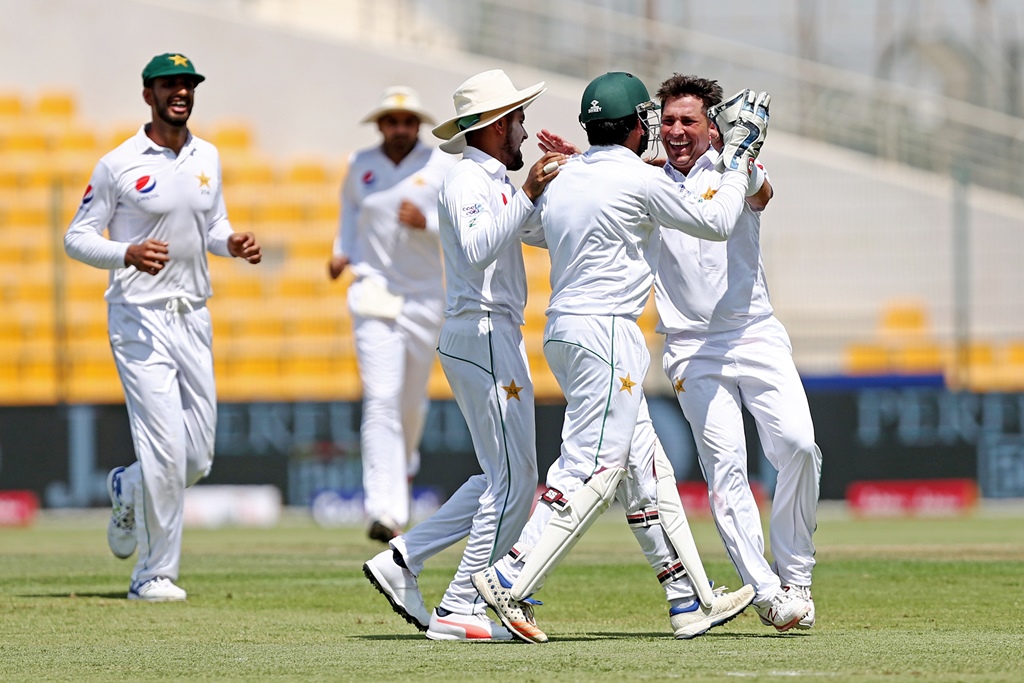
[713,90,770,174]
[707,88,748,142]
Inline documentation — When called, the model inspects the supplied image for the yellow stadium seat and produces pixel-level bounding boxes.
[107,123,140,149]
[0,92,24,119]
[879,301,930,340]
[284,158,330,185]
[221,155,275,186]
[210,121,254,151]
[892,342,946,374]
[50,126,99,153]
[34,91,77,120]
[0,125,48,154]
[844,343,890,375]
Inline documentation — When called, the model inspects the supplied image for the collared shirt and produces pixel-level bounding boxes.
[437,146,541,324]
[335,141,454,298]
[532,144,748,320]
[654,149,774,335]
[64,125,233,305]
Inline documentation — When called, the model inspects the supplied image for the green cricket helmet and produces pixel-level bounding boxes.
[579,72,660,156]
[579,72,657,125]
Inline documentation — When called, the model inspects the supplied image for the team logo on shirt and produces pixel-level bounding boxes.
[135,176,157,193]
[701,187,717,200]
[619,374,637,394]
[461,203,483,216]
[674,378,686,394]
[80,184,94,206]
[362,170,375,185]
[502,379,523,401]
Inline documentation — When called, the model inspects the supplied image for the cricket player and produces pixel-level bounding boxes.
[64,53,262,601]
[653,74,820,631]
[472,72,770,643]
[362,69,564,641]
[329,86,455,543]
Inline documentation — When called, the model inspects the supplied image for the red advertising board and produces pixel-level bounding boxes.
[846,479,977,517]
[0,490,39,526]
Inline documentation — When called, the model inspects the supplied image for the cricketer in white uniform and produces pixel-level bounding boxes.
[64,53,262,602]
[362,69,563,641]
[329,87,455,543]
[473,73,769,643]
[652,75,821,631]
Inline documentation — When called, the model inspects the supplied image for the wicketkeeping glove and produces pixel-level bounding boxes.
[714,90,770,174]
[707,88,749,142]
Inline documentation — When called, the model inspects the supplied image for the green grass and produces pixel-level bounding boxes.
[2,508,1023,682]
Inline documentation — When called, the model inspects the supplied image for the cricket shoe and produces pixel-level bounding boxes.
[425,607,514,641]
[754,590,812,632]
[362,548,430,632]
[128,577,187,602]
[367,517,400,543]
[782,584,815,629]
[670,584,755,639]
[471,567,547,644]
[106,466,137,559]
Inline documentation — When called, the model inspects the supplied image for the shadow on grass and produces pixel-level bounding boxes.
[17,592,130,600]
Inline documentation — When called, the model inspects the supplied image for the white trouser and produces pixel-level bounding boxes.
[406,312,538,615]
[496,314,695,602]
[109,300,216,586]
[353,295,443,529]
[664,314,821,601]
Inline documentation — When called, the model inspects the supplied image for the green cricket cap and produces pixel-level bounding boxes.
[579,72,654,124]
[142,53,205,86]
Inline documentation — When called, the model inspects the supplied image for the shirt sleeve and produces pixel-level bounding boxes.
[519,204,546,249]
[206,160,233,257]
[335,155,359,258]
[63,160,130,270]
[443,172,535,270]
[647,168,748,241]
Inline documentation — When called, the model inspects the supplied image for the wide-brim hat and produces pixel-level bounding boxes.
[142,53,205,86]
[433,69,546,154]
[360,86,435,125]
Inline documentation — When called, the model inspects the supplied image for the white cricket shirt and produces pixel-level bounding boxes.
[437,146,542,325]
[335,141,455,297]
[654,149,773,335]
[64,125,233,305]
[533,144,748,319]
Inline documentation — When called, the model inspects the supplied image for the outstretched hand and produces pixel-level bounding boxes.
[537,129,581,156]
[228,232,262,264]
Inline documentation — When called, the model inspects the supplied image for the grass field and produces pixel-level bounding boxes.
[2,506,1023,682]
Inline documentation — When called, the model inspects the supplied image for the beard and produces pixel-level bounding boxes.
[503,125,524,171]
[156,100,191,128]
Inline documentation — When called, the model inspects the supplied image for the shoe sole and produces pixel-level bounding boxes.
[424,630,512,642]
[106,468,137,560]
[362,562,428,633]
[675,593,754,639]
[127,593,186,602]
[470,571,547,644]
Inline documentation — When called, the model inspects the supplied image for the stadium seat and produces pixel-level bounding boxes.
[891,341,946,374]
[0,92,24,119]
[879,301,930,341]
[845,343,890,375]
[34,91,77,120]
[210,121,254,151]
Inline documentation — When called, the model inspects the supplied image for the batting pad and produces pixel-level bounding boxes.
[653,441,714,608]
[510,467,627,601]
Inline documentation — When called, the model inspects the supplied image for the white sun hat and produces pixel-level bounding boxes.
[360,86,435,125]
[432,69,546,153]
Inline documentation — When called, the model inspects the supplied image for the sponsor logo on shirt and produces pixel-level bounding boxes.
[362,170,375,185]
[135,176,157,193]
[461,203,483,216]
[134,175,157,201]
[81,184,94,206]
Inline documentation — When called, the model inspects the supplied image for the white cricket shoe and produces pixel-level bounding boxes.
[783,584,815,629]
[106,466,137,559]
[754,589,812,632]
[471,567,547,644]
[670,584,755,639]
[128,577,187,602]
[425,608,514,641]
[362,548,430,632]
